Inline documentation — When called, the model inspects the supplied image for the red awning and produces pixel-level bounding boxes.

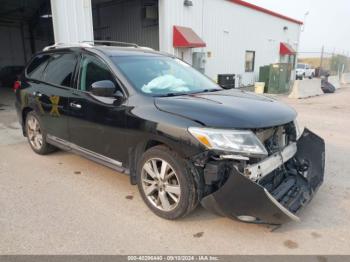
[173,26,206,48]
[280,42,296,55]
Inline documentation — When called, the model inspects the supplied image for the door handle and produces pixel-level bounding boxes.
[70,102,82,109]
[33,91,42,98]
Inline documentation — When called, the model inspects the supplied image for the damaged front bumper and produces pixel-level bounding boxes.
[200,128,325,225]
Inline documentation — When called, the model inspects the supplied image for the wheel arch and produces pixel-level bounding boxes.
[128,137,205,203]
[21,107,34,136]
[128,138,173,185]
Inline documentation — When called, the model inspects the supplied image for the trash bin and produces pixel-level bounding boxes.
[259,63,291,94]
[254,82,265,94]
[218,74,235,89]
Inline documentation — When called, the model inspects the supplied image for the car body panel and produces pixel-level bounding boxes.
[0,65,24,87]
[155,89,297,129]
[67,89,130,164]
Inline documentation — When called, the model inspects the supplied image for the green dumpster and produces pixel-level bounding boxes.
[259,63,292,94]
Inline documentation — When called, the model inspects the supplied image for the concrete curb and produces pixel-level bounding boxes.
[341,73,350,84]
[288,79,323,99]
[328,75,341,89]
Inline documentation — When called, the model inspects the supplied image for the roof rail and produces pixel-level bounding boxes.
[43,40,153,51]
[81,40,139,48]
[43,42,92,51]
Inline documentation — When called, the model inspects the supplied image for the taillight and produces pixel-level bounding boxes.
[13,80,21,92]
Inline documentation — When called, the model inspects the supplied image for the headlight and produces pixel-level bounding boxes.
[188,127,268,157]
[294,119,303,140]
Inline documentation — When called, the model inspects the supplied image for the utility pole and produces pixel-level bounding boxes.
[320,45,324,76]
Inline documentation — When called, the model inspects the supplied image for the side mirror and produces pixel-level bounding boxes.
[113,90,125,106]
[90,80,115,97]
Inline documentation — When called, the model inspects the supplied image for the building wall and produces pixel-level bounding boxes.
[92,0,159,50]
[0,24,52,68]
[159,0,301,86]
[0,26,26,68]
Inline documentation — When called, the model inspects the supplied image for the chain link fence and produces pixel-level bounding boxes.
[298,51,350,76]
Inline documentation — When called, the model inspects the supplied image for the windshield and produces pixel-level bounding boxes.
[111,55,221,96]
[297,64,305,69]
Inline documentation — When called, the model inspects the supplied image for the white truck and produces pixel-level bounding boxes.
[296,63,315,80]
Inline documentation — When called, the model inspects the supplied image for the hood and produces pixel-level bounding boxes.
[154,89,296,129]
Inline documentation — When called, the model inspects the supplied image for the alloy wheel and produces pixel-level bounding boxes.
[141,158,181,211]
[27,115,43,150]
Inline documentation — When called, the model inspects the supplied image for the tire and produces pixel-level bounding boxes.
[25,111,56,155]
[137,145,198,220]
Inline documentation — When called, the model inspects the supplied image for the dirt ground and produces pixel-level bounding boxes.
[1,86,350,255]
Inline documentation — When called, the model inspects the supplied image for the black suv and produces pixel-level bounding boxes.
[15,42,325,224]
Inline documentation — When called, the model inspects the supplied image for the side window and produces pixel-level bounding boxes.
[26,54,51,80]
[245,51,255,72]
[79,54,122,93]
[43,53,77,87]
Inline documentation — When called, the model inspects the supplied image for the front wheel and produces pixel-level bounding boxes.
[25,111,56,155]
[137,145,198,220]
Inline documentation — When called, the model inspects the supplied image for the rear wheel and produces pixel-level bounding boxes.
[25,111,56,155]
[137,145,198,220]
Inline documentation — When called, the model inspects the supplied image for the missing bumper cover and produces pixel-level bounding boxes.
[245,142,297,181]
[200,128,325,225]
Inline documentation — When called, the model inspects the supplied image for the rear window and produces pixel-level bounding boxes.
[26,54,51,80]
[43,53,77,87]
[297,64,305,69]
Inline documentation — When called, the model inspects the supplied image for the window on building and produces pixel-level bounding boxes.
[43,53,77,87]
[245,51,255,72]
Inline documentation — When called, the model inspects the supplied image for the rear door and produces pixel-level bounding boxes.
[37,51,79,140]
[68,52,129,165]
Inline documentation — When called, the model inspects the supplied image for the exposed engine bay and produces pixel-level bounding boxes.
[193,123,325,224]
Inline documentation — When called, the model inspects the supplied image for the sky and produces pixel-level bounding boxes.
[245,0,350,57]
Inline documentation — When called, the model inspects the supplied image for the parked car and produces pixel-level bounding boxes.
[0,65,24,87]
[14,43,325,224]
[296,63,315,80]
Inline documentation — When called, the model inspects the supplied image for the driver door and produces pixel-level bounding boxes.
[68,53,129,166]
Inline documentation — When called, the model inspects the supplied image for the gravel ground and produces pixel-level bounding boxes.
[0,85,350,255]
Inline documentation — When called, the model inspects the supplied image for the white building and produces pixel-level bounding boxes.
[0,0,302,87]
[51,0,302,87]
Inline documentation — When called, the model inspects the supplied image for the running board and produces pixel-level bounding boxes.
[47,134,129,175]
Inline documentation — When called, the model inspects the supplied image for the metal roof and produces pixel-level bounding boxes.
[229,0,303,25]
